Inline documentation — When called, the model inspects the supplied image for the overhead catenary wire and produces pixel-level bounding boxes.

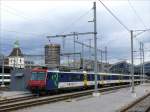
[128,0,147,29]
[1,28,48,37]
[98,0,130,32]
[60,8,93,34]
[2,4,57,29]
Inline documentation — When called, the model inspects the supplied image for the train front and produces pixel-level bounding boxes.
[28,68,47,93]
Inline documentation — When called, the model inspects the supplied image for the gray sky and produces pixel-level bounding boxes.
[0,0,150,64]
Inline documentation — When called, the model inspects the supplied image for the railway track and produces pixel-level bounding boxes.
[120,92,150,112]
[0,95,36,105]
[0,84,130,112]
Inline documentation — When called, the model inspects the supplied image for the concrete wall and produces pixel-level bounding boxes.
[10,69,31,91]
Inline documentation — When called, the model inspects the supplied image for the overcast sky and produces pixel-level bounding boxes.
[0,0,150,64]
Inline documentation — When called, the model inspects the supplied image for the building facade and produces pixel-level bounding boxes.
[8,40,25,68]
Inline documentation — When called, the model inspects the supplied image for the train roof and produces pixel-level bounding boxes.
[47,70,139,76]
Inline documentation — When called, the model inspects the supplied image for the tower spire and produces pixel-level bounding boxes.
[14,38,19,48]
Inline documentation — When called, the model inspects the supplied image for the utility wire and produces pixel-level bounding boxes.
[98,0,130,32]
[128,0,147,29]
[60,8,93,34]
[1,28,48,37]
[2,4,57,29]
[2,8,31,22]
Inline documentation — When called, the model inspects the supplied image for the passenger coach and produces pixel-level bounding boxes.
[27,68,140,93]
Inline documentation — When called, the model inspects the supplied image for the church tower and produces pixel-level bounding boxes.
[8,40,25,68]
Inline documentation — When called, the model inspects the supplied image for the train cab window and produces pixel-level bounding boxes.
[31,72,46,80]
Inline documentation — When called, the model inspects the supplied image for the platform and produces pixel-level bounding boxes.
[13,83,150,112]
[0,91,31,100]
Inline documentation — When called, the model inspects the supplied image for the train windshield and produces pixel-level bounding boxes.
[31,72,46,80]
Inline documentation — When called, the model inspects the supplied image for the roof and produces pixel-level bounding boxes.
[47,71,133,76]
[109,61,131,69]
[9,48,24,57]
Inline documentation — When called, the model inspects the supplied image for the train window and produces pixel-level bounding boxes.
[60,73,64,79]
[135,76,140,79]
[124,76,129,80]
[106,75,109,80]
[4,76,10,79]
[87,74,91,81]
[88,74,94,81]
[91,74,95,80]
[69,74,81,81]
[97,75,100,80]
[46,74,51,80]
[80,74,83,80]
[111,75,118,80]
[103,75,107,80]
[58,73,65,81]
[110,75,114,80]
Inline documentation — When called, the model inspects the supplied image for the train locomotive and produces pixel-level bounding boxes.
[27,67,141,93]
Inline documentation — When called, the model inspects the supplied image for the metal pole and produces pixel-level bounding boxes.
[130,30,135,93]
[82,43,84,70]
[17,47,18,68]
[142,43,145,84]
[105,46,107,72]
[139,42,143,84]
[101,50,103,72]
[13,58,15,70]
[89,39,92,59]
[93,2,98,94]
[73,32,76,68]
[62,37,65,51]
[67,55,70,66]
[1,55,5,87]
[29,57,32,69]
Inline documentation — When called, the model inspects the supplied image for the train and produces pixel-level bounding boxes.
[27,67,141,93]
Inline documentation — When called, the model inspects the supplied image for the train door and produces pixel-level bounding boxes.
[46,72,59,90]
[83,71,87,87]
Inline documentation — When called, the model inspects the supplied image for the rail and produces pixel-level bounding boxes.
[120,92,150,112]
[0,84,130,112]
